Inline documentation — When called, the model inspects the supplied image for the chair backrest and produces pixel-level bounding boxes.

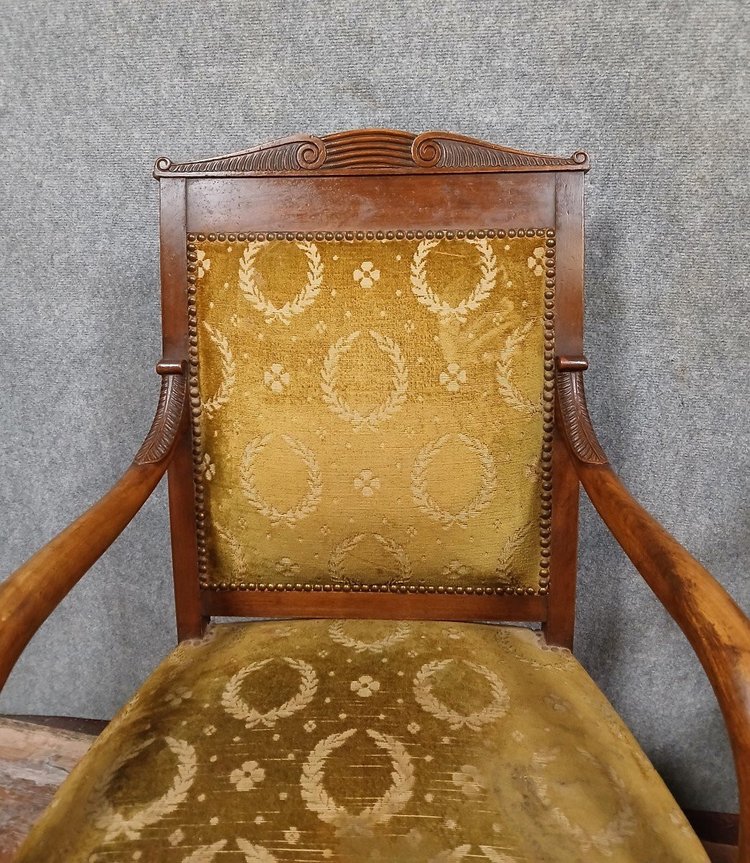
[155,129,588,647]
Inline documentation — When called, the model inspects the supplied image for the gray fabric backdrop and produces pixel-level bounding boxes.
[0,0,747,813]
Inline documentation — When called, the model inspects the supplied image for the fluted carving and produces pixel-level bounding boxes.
[557,370,608,465]
[155,129,588,177]
[412,132,588,170]
[134,372,187,465]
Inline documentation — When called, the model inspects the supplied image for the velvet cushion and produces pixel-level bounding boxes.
[190,232,554,595]
[16,620,707,862]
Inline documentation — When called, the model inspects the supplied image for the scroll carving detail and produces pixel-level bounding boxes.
[134,373,187,465]
[155,129,588,177]
[557,370,608,466]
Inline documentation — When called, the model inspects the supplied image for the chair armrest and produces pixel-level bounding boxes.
[556,357,750,859]
[0,365,187,692]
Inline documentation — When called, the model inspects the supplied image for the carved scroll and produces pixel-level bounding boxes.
[154,129,588,177]
[134,372,187,465]
[556,370,608,466]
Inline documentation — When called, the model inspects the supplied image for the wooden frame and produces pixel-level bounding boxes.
[1,128,748,858]
[159,130,585,643]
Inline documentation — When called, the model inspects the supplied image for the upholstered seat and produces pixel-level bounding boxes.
[16,619,707,862]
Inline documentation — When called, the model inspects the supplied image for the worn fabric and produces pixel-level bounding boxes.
[16,619,707,863]
[193,234,551,594]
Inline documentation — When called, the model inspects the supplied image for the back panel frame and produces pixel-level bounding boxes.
[155,129,586,647]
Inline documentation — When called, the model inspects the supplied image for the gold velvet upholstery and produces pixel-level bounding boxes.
[190,232,554,595]
[16,620,708,863]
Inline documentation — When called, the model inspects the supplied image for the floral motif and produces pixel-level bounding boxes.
[201,453,215,481]
[230,760,266,792]
[439,363,467,393]
[284,826,301,845]
[275,557,300,577]
[407,722,421,735]
[442,560,470,580]
[304,720,317,733]
[350,675,381,698]
[353,469,381,497]
[353,260,381,289]
[165,686,192,708]
[263,363,290,394]
[451,764,485,797]
[195,249,211,279]
[527,246,546,276]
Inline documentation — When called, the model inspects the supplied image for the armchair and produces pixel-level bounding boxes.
[1,129,747,863]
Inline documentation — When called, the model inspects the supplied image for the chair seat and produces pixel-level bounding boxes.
[16,619,708,863]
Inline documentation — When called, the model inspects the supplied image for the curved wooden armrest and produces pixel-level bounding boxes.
[557,357,750,859]
[0,366,187,692]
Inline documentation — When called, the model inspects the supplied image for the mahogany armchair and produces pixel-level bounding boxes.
[1,129,748,863]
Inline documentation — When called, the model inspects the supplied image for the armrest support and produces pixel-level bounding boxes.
[557,358,750,859]
[0,366,187,692]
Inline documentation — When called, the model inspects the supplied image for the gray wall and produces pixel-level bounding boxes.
[0,0,747,813]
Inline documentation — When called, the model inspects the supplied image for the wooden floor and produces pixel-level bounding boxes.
[0,716,738,862]
[0,717,100,861]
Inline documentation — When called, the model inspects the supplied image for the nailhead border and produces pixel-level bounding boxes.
[185,229,556,596]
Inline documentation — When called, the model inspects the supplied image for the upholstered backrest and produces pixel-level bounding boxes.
[191,230,552,595]
[157,130,587,642]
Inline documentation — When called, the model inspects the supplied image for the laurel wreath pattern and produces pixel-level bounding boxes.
[239,240,323,325]
[195,235,549,595]
[236,839,279,862]
[221,657,318,728]
[528,749,636,854]
[495,523,533,581]
[321,330,408,431]
[478,847,518,863]
[328,620,412,653]
[240,433,322,526]
[300,728,415,832]
[413,659,510,730]
[181,841,228,863]
[411,433,498,528]
[410,238,498,323]
[214,520,249,576]
[495,320,543,417]
[201,322,236,418]
[328,533,412,586]
[429,848,474,863]
[93,736,197,842]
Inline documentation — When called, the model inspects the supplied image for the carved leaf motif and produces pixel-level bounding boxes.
[134,374,186,465]
[557,371,608,465]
